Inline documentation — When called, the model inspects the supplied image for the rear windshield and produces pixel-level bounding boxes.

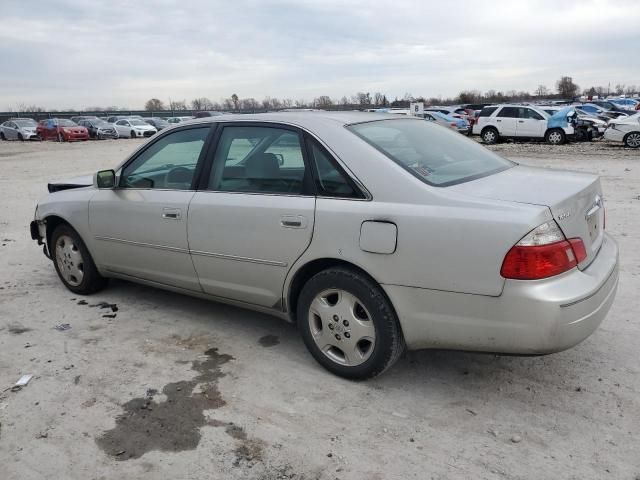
[347,118,514,187]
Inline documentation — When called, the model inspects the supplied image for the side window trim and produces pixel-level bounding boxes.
[116,124,215,190]
[303,133,367,200]
[198,122,315,196]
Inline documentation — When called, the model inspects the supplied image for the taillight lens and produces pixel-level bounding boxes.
[501,221,587,280]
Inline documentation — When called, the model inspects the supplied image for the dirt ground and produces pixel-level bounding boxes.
[0,137,639,480]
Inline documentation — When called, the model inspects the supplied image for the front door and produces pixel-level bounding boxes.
[89,125,212,291]
[516,107,546,138]
[188,124,315,307]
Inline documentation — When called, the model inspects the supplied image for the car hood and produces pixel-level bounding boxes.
[449,165,604,268]
[47,174,93,193]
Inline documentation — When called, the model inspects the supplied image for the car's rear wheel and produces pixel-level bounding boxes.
[0,132,5,141]
[297,267,405,379]
[481,127,499,144]
[545,128,566,145]
[623,132,640,148]
[51,224,107,295]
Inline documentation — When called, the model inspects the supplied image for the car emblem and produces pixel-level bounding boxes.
[556,211,572,220]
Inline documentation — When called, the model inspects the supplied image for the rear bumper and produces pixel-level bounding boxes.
[384,233,619,353]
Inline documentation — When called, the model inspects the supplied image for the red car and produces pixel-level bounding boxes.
[36,119,89,142]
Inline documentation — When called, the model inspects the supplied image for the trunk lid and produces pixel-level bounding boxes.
[449,165,605,269]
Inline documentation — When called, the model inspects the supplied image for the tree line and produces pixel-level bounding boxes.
[5,76,638,114]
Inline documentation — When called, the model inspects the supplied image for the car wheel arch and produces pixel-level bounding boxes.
[285,257,395,324]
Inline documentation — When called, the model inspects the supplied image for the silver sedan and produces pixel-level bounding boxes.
[30,112,619,378]
[1,118,39,140]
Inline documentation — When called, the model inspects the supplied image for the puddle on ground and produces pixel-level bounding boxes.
[258,334,280,347]
[96,347,233,460]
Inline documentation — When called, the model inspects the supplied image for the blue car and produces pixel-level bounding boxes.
[424,111,470,135]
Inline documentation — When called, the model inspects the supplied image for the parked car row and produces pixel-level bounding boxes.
[466,101,640,147]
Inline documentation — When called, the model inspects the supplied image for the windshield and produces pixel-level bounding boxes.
[151,118,168,125]
[129,120,147,126]
[348,118,514,187]
[14,120,36,127]
[93,120,110,126]
[57,119,76,126]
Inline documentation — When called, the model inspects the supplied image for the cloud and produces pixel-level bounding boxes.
[0,0,638,109]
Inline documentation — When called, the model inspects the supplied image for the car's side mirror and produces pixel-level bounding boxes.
[96,169,116,189]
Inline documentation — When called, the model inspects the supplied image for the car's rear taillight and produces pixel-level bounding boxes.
[501,221,587,280]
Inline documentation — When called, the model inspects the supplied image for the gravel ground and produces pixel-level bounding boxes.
[0,137,639,480]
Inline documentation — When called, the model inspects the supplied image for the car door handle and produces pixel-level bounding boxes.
[280,215,307,229]
[496,119,502,122]
[518,120,525,123]
[162,208,181,220]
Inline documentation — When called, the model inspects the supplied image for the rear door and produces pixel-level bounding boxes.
[494,106,518,136]
[188,123,315,307]
[89,125,213,290]
[515,107,546,138]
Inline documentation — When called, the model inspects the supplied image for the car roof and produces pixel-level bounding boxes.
[176,111,415,128]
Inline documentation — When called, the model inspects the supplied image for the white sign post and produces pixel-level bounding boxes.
[410,102,424,117]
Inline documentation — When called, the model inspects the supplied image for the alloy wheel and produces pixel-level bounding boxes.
[548,131,563,144]
[483,130,496,143]
[55,235,84,286]
[307,289,376,367]
[626,133,640,148]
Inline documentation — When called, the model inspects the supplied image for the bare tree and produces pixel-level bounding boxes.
[373,92,385,106]
[191,97,213,111]
[314,96,333,108]
[535,85,549,97]
[556,76,580,98]
[145,98,165,111]
[231,93,239,110]
[169,99,187,111]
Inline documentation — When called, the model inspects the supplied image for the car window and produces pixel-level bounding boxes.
[115,120,126,126]
[523,108,544,120]
[497,107,518,118]
[209,126,306,194]
[308,139,361,198]
[120,127,210,190]
[478,106,497,117]
[348,118,513,187]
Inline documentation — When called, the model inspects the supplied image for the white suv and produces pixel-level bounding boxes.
[472,104,574,145]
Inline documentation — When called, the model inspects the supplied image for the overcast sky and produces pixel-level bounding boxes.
[0,0,638,110]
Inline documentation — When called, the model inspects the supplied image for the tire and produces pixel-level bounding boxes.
[623,132,640,148]
[18,133,24,141]
[130,130,136,139]
[545,128,566,145]
[50,224,107,295]
[57,132,65,142]
[0,132,5,141]
[481,127,499,144]
[297,267,405,379]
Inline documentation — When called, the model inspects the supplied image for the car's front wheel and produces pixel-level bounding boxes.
[481,127,499,144]
[623,132,640,148]
[18,133,24,141]
[545,128,566,145]
[51,224,107,295]
[297,267,405,379]
[0,132,5,141]
[57,132,65,142]
[130,130,136,138]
